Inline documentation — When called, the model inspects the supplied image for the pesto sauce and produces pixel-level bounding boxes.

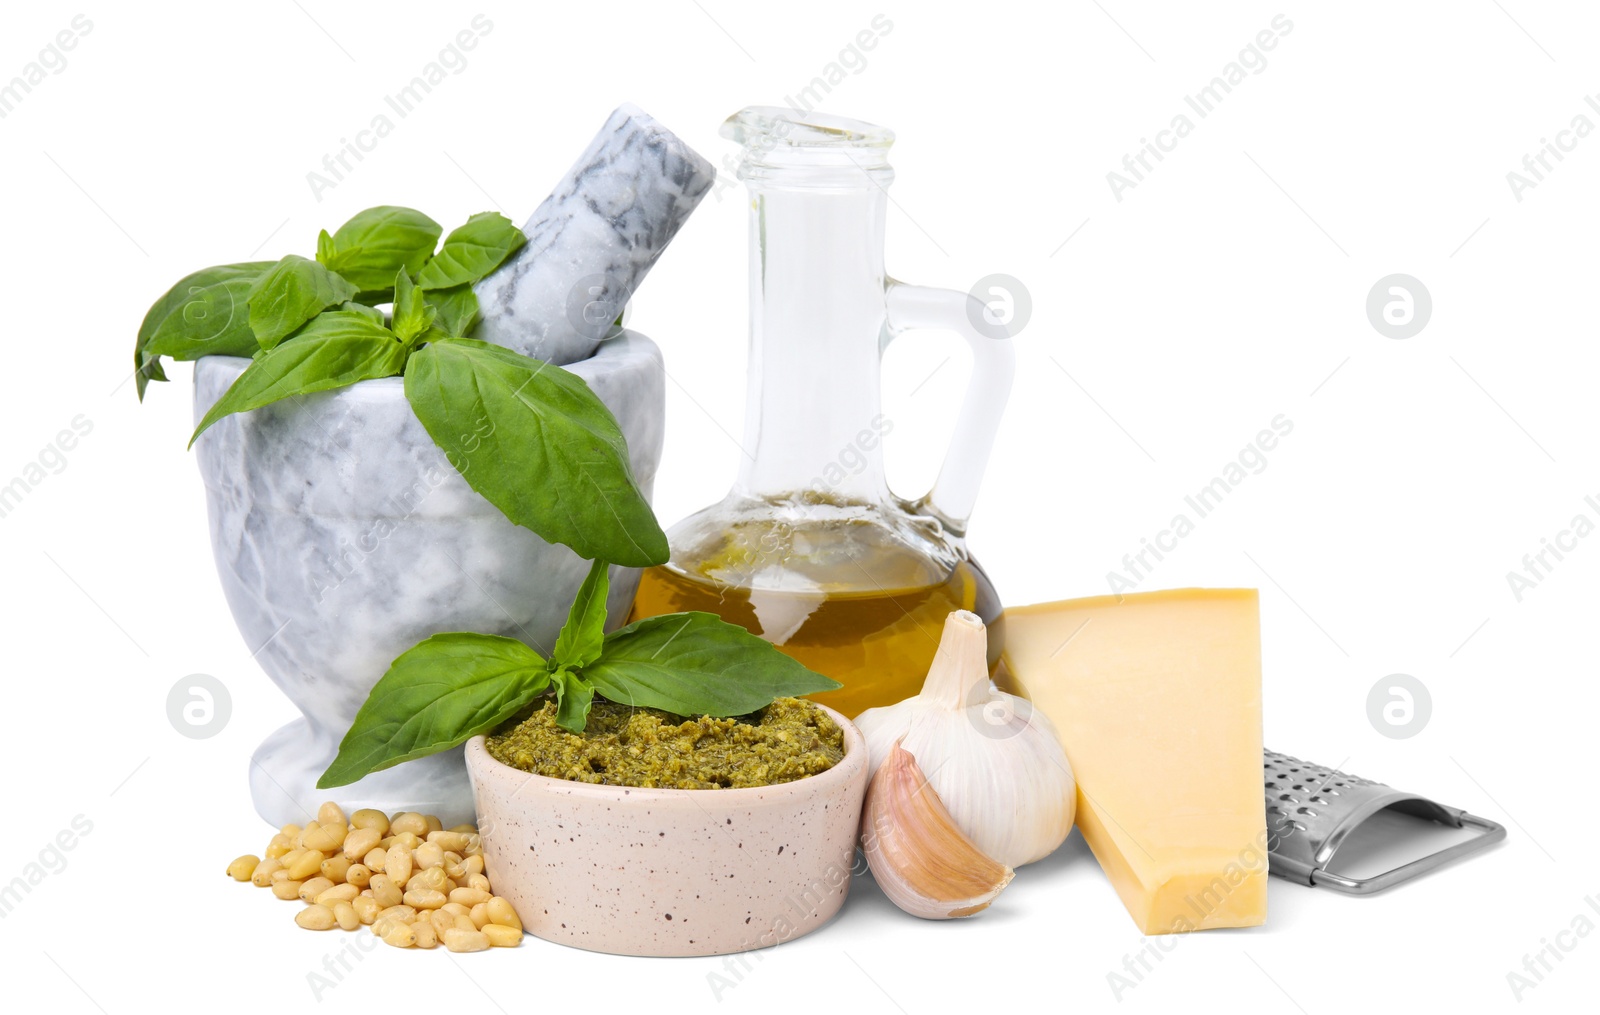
[485,696,845,789]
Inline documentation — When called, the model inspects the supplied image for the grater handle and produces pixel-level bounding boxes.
[1310,812,1506,895]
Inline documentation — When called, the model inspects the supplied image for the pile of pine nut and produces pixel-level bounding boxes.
[225,802,522,952]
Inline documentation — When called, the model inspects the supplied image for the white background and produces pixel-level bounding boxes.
[1,2,1595,1012]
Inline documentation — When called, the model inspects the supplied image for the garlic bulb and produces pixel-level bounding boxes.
[855,610,1076,867]
[860,738,1014,919]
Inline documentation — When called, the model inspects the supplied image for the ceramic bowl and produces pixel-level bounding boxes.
[464,704,868,957]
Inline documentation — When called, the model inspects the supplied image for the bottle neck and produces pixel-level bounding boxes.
[733,182,889,503]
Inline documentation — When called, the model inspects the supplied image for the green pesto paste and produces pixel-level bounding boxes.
[485,696,845,790]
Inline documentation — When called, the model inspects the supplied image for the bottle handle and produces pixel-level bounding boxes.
[883,282,1015,536]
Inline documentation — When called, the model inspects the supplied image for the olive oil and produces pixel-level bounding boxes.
[641,110,1017,718]
[628,517,1003,717]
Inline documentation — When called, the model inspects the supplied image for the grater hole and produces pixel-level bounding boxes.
[1297,807,1316,817]
[1265,782,1277,790]
[1311,796,1327,804]
[1278,794,1298,803]
[1292,821,1307,832]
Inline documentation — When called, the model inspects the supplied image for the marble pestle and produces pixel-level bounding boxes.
[473,104,716,366]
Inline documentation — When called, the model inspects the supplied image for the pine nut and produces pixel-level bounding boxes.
[372,906,417,936]
[298,877,334,903]
[381,923,416,948]
[403,889,447,911]
[406,867,449,894]
[343,827,381,862]
[332,900,360,931]
[320,854,351,884]
[389,813,428,837]
[316,883,359,906]
[385,846,412,887]
[389,832,423,852]
[251,858,283,887]
[368,874,402,909]
[232,799,513,957]
[443,928,489,953]
[302,822,346,852]
[350,809,390,835]
[428,909,456,939]
[486,897,521,931]
[413,920,438,950]
[427,831,469,853]
[286,850,325,881]
[482,924,522,948]
[296,905,336,931]
[414,842,445,871]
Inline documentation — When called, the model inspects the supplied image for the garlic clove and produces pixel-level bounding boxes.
[855,610,1078,869]
[860,738,1014,919]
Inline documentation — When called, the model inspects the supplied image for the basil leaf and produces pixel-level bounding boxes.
[391,270,435,345]
[247,255,359,349]
[552,558,610,669]
[316,228,336,265]
[403,339,668,567]
[318,633,550,788]
[584,613,841,717]
[134,262,273,400]
[324,206,441,292]
[416,212,526,290]
[425,285,479,337]
[338,300,385,323]
[550,667,595,734]
[190,311,407,446]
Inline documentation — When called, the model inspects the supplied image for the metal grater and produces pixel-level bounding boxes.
[1263,749,1506,894]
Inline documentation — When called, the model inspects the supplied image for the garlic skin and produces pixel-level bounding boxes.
[860,738,1014,919]
[855,610,1076,867]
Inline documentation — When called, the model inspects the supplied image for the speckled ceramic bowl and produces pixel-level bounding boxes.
[463,705,868,957]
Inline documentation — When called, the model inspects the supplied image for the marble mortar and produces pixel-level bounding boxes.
[194,332,665,827]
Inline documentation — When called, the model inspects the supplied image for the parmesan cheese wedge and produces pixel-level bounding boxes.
[1001,588,1268,933]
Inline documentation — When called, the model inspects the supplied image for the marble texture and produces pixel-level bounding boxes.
[194,332,665,828]
[464,706,868,957]
[473,104,716,366]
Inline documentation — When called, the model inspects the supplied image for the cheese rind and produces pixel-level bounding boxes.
[1000,588,1268,934]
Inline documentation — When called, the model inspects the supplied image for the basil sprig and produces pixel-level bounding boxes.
[317,560,841,788]
[140,205,668,568]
